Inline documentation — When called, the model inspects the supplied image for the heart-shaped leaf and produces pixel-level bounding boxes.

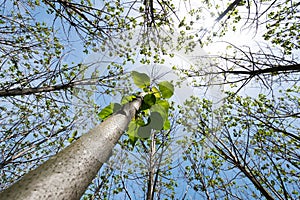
[121,95,136,105]
[127,120,139,146]
[138,126,152,138]
[131,71,150,89]
[158,81,174,99]
[149,112,164,130]
[150,102,170,131]
[156,100,169,112]
[151,104,167,120]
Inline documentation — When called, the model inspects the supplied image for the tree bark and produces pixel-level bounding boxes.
[0,98,142,200]
[146,132,156,200]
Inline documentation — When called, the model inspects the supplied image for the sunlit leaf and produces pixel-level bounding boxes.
[98,103,121,120]
[152,86,161,98]
[136,116,147,126]
[156,100,169,112]
[68,138,74,143]
[158,81,174,99]
[121,95,136,105]
[163,118,171,130]
[151,104,167,120]
[150,102,171,130]
[127,120,139,146]
[71,130,78,138]
[131,71,150,88]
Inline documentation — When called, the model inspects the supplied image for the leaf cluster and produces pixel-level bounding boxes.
[98,71,174,146]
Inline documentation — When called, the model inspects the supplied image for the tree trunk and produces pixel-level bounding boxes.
[146,132,156,200]
[0,98,142,200]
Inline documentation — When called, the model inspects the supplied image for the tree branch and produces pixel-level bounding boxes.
[215,0,243,22]
[226,64,300,75]
[0,79,107,97]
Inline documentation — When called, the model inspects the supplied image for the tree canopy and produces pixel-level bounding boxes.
[0,0,299,199]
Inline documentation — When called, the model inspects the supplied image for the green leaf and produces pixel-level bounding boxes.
[156,100,169,112]
[71,130,78,138]
[121,95,136,105]
[127,120,139,146]
[151,104,167,120]
[141,93,156,110]
[131,71,150,89]
[150,101,171,131]
[68,138,74,143]
[138,126,151,138]
[136,116,148,126]
[98,103,121,120]
[152,86,161,98]
[149,112,164,130]
[163,118,171,130]
[158,81,174,99]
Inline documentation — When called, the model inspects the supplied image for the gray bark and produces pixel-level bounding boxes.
[0,98,142,200]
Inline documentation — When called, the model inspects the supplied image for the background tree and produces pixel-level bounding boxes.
[179,88,300,199]
[179,0,300,90]
[173,0,300,199]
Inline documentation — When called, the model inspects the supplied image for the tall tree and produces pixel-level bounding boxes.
[179,87,300,199]
[0,70,175,199]
[78,0,300,199]
[0,98,142,200]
